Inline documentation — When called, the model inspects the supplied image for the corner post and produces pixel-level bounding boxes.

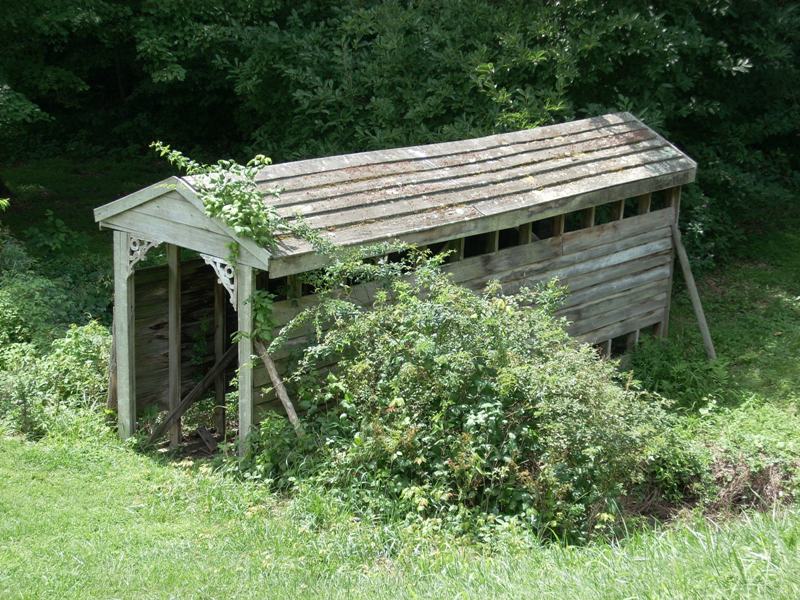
[213,281,227,436]
[657,187,682,337]
[236,263,255,456]
[113,231,136,439]
[167,244,182,447]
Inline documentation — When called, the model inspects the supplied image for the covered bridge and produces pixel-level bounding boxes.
[94,112,697,451]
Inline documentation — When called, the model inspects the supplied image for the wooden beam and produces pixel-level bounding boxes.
[451,237,465,261]
[167,244,181,447]
[487,230,499,253]
[237,264,255,456]
[582,206,596,228]
[554,214,565,236]
[287,274,302,299]
[518,222,532,244]
[626,329,640,352]
[671,223,717,360]
[637,193,652,214]
[611,199,625,221]
[113,231,136,439]
[657,187,681,337]
[254,340,304,436]
[213,281,226,436]
[147,344,237,445]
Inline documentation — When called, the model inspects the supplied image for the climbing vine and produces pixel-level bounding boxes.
[152,143,414,431]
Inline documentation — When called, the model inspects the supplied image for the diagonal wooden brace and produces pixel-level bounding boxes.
[147,344,237,445]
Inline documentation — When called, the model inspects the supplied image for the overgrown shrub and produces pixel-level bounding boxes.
[0,227,111,348]
[0,321,111,438]
[245,261,692,540]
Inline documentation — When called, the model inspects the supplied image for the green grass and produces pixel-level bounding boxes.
[669,223,800,406]
[1,434,800,599]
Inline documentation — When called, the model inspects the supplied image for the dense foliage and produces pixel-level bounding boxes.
[0,226,111,437]
[242,259,690,540]
[2,1,798,265]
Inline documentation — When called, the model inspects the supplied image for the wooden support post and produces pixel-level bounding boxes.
[518,222,532,244]
[670,185,682,222]
[237,263,255,456]
[657,187,682,337]
[213,281,226,436]
[582,206,596,228]
[167,244,181,447]
[671,223,717,360]
[254,340,304,437]
[637,193,652,214]
[554,214,565,236]
[113,231,136,439]
[486,230,499,253]
[453,237,465,260]
[287,274,302,300]
[611,199,625,221]
[626,329,640,352]
[444,237,464,262]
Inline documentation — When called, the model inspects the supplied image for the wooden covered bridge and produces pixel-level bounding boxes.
[95,112,703,451]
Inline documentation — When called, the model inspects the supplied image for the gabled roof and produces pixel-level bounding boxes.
[96,112,695,276]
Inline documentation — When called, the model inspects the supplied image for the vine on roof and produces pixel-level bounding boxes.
[151,142,414,435]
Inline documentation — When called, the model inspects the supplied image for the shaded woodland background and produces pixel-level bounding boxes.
[1,0,798,266]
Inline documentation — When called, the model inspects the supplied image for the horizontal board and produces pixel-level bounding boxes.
[284,143,677,231]
[104,211,267,269]
[255,113,637,183]
[257,211,675,388]
[268,167,690,277]
[270,125,654,206]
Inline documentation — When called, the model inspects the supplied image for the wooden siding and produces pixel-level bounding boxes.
[103,191,268,269]
[133,259,234,413]
[251,208,673,405]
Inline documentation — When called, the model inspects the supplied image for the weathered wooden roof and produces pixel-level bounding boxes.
[256,112,695,275]
[95,112,695,276]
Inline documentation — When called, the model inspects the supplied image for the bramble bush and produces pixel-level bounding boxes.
[0,226,112,439]
[244,257,700,540]
[0,322,111,439]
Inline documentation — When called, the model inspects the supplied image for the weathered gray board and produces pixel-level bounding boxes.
[133,259,234,412]
[250,207,674,407]
[131,207,673,417]
[254,112,694,276]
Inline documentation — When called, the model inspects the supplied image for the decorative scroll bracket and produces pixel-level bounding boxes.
[200,254,237,307]
[127,236,162,275]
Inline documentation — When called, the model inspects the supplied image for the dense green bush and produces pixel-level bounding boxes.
[0,321,111,438]
[0,226,112,438]
[245,261,693,540]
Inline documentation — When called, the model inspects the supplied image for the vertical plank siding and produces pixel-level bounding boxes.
[133,259,229,414]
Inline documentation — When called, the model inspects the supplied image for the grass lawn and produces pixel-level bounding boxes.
[2,435,800,599]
